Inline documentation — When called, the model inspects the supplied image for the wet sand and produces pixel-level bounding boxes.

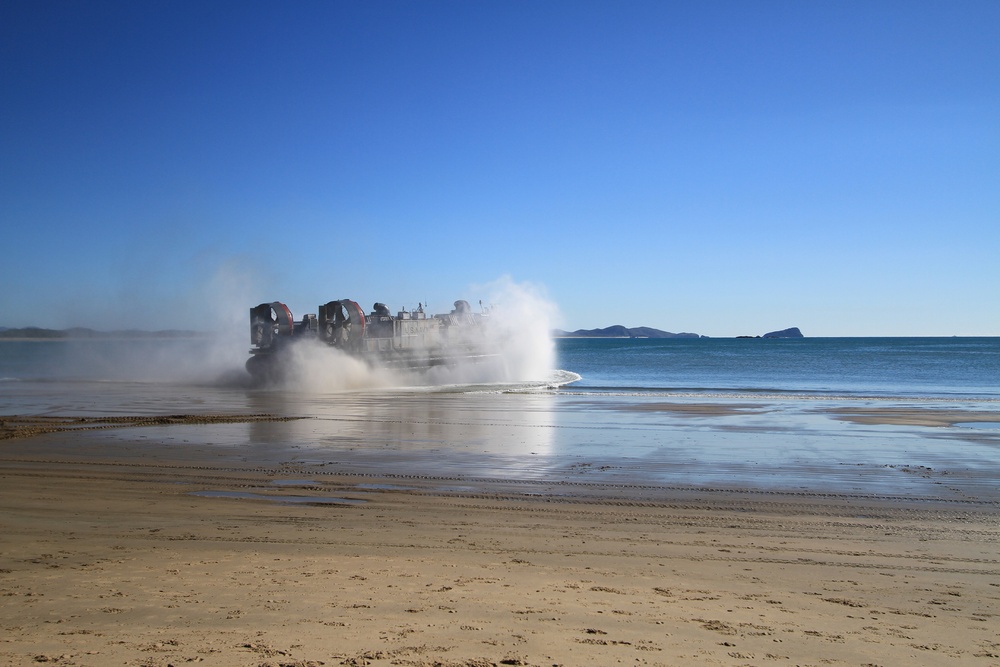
[2,407,1000,667]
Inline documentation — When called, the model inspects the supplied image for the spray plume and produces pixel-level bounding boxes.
[45,267,560,393]
[268,276,559,392]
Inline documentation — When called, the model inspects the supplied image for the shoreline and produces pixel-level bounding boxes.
[3,401,1000,503]
[2,426,1000,666]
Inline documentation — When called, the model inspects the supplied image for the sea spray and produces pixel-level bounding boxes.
[24,259,268,386]
[283,340,403,392]
[36,273,561,391]
[268,277,559,390]
[396,277,557,387]
[479,276,557,382]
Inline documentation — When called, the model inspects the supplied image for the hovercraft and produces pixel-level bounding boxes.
[245,298,493,381]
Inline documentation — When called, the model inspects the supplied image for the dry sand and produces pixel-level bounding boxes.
[1,417,999,667]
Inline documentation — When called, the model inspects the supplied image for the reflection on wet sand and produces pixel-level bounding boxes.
[244,390,558,460]
[4,381,1000,501]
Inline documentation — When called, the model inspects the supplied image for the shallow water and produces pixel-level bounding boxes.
[2,338,999,501]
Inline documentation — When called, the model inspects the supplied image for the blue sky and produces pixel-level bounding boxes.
[2,0,997,336]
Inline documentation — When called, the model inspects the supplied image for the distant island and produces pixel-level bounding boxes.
[0,326,206,339]
[552,326,705,339]
[737,327,805,339]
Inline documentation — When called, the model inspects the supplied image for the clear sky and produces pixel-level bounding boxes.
[2,0,997,337]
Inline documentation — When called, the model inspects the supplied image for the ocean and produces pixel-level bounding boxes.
[557,336,1000,400]
[2,336,998,500]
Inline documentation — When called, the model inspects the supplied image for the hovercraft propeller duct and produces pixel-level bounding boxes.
[319,299,366,351]
[250,302,294,348]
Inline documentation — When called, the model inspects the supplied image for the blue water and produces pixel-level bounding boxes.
[556,337,1000,401]
[2,336,999,499]
[2,336,997,399]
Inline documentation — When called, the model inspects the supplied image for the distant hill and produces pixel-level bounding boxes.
[763,327,803,338]
[0,327,206,339]
[737,327,805,339]
[553,325,705,339]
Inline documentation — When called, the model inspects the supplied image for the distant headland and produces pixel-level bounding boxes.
[553,326,705,339]
[554,326,804,339]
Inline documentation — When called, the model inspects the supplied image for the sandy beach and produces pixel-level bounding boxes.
[2,410,999,667]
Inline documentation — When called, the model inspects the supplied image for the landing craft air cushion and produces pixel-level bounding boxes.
[246,299,493,381]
